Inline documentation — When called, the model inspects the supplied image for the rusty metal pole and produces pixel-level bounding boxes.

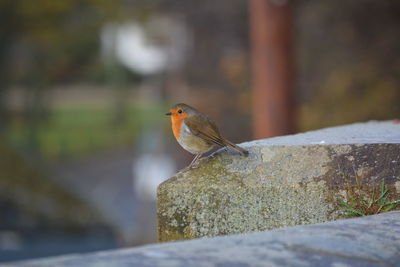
[249,0,295,139]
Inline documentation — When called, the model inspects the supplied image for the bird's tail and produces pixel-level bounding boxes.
[222,138,249,157]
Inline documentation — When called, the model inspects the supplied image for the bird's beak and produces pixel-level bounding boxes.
[165,112,172,116]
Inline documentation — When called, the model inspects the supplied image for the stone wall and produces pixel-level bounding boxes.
[157,121,400,241]
[9,211,400,266]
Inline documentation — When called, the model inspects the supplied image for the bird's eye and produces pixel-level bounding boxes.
[178,109,183,114]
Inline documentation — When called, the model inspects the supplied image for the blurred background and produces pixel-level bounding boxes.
[1,0,399,262]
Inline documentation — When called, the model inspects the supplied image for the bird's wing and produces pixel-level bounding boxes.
[185,113,226,147]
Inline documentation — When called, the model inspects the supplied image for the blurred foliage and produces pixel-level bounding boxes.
[300,63,400,129]
[296,1,400,131]
[7,103,165,159]
[0,0,150,155]
[0,142,102,229]
[0,0,118,84]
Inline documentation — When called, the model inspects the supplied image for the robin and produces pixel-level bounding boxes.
[166,103,248,168]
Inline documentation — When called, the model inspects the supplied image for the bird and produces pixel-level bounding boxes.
[166,103,248,168]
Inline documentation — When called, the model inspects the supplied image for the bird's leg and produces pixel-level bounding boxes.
[180,154,203,172]
[188,153,203,168]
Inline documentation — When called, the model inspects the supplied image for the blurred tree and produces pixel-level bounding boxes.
[0,1,18,133]
[3,0,118,83]
[0,0,120,150]
[249,0,295,139]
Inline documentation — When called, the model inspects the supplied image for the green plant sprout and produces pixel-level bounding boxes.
[338,179,400,217]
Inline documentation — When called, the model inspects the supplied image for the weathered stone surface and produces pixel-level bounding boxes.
[7,211,400,266]
[158,121,400,241]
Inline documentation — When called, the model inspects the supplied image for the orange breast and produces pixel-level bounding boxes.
[171,114,188,140]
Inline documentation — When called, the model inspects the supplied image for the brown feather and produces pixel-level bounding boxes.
[185,113,248,156]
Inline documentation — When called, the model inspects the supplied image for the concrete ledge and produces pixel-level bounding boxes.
[158,121,400,241]
[7,211,400,266]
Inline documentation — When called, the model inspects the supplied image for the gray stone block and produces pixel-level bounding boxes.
[7,211,400,267]
[157,121,400,241]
